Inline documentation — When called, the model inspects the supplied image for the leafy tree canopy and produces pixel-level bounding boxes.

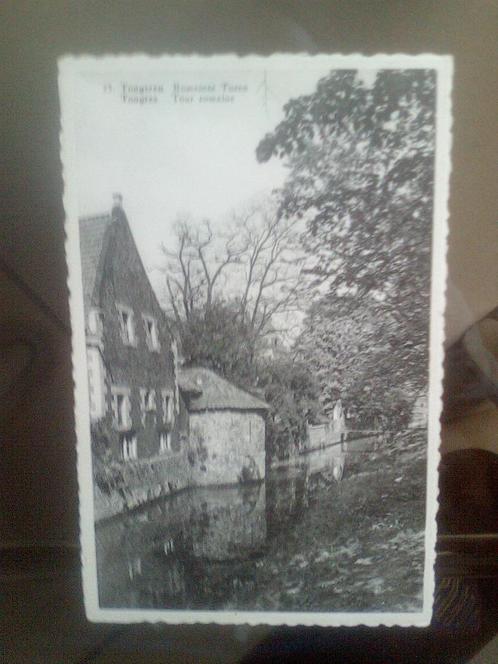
[257,69,435,426]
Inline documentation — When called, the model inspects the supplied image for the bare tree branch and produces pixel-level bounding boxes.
[161,198,304,363]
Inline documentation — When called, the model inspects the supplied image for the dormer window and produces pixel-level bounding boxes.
[143,315,160,351]
[117,305,136,346]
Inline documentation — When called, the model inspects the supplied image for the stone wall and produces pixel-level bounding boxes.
[93,449,192,521]
[93,408,266,520]
[188,410,266,486]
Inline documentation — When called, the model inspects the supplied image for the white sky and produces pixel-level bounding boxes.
[74,65,378,304]
[75,68,331,276]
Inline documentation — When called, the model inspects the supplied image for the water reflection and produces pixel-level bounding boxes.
[96,446,346,609]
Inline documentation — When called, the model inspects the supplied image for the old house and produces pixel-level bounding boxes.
[179,367,268,485]
[80,195,269,519]
[80,194,188,472]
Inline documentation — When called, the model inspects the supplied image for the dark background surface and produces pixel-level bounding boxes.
[1,2,497,662]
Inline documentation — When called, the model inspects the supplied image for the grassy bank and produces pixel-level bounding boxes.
[224,429,427,612]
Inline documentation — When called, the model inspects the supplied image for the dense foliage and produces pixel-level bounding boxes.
[176,299,258,387]
[257,356,320,460]
[172,298,319,460]
[159,70,435,458]
[258,69,435,427]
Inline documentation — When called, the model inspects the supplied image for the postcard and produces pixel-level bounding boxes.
[59,54,452,626]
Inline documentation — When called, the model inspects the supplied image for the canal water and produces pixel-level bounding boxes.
[95,445,348,611]
[95,434,425,613]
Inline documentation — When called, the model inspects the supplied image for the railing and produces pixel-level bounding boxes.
[305,426,386,455]
[340,429,385,453]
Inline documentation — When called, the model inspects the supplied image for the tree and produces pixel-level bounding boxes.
[161,198,305,370]
[257,70,436,424]
[294,294,415,429]
[258,355,319,460]
[161,214,245,327]
[176,299,257,387]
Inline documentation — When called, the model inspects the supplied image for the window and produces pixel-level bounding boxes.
[111,386,131,430]
[87,347,106,420]
[163,538,174,555]
[127,556,142,580]
[145,390,155,411]
[143,315,160,351]
[117,305,136,345]
[159,431,172,453]
[162,389,174,425]
[121,432,137,461]
[140,388,156,417]
[88,308,104,336]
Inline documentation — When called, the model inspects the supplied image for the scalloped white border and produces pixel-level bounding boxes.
[59,53,453,627]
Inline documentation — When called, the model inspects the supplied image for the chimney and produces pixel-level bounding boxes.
[112,192,123,209]
[111,193,125,222]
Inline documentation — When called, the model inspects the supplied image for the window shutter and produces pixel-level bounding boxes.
[128,312,134,344]
[125,394,132,427]
[111,394,118,425]
[139,389,146,411]
[119,312,126,340]
[148,326,153,349]
[161,390,168,424]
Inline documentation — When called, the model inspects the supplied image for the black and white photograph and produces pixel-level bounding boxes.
[59,54,452,626]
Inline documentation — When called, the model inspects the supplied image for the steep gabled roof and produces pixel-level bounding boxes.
[79,213,112,312]
[178,367,268,412]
